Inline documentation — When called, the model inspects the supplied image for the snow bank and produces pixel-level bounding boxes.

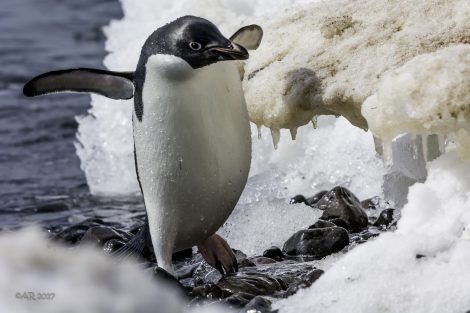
[362,45,470,158]
[276,152,470,313]
[244,0,469,140]
[0,228,186,313]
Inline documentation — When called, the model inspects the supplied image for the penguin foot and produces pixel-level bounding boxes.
[197,234,238,276]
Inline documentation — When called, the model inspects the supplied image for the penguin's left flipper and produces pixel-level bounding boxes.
[197,233,238,276]
[230,25,263,50]
[23,68,134,100]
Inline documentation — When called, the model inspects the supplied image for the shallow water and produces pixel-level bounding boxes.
[0,0,143,231]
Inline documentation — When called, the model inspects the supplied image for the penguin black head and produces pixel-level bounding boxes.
[141,16,250,69]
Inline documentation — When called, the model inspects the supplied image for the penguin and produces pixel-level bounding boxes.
[23,16,263,276]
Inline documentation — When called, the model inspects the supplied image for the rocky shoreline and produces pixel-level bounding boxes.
[51,186,396,312]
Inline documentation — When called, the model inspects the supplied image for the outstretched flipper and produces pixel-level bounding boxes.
[23,68,134,100]
[197,234,238,275]
[230,25,263,50]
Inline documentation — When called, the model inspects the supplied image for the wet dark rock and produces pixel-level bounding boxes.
[263,246,284,261]
[172,248,193,261]
[218,272,283,296]
[238,258,256,268]
[193,261,223,285]
[80,226,128,247]
[290,195,308,205]
[54,224,90,244]
[416,254,426,259]
[249,256,278,265]
[191,284,226,299]
[290,190,328,207]
[225,292,256,308]
[374,208,395,228]
[307,190,329,206]
[316,187,368,230]
[329,218,352,230]
[283,227,349,258]
[239,296,273,313]
[350,229,380,244]
[308,219,336,229]
[278,269,324,298]
[103,238,126,254]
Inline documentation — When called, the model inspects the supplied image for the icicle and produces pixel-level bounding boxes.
[422,135,429,163]
[311,116,318,129]
[270,128,281,150]
[373,136,383,156]
[382,140,393,167]
[412,135,419,160]
[256,124,262,140]
[437,134,446,154]
[289,128,298,140]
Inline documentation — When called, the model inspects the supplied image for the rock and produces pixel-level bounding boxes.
[217,272,283,296]
[191,284,226,299]
[249,257,278,266]
[193,261,223,285]
[80,226,128,246]
[239,296,273,313]
[290,195,308,205]
[262,246,284,261]
[361,197,380,210]
[103,238,125,254]
[290,191,328,207]
[172,248,193,261]
[54,224,90,244]
[225,292,256,308]
[278,269,324,298]
[283,227,349,258]
[306,191,329,206]
[317,187,368,230]
[308,219,336,229]
[329,218,351,230]
[374,208,395,228]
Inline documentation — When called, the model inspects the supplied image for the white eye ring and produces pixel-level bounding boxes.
[189,42,202,51]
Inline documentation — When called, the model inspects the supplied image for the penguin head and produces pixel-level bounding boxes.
[142,16,250,69]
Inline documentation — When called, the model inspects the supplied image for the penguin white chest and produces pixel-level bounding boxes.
[133,55,251,254]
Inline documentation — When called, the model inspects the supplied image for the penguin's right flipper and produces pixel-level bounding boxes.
[230,25,263,50]
[23,68,134,100]
[111,222,152,262]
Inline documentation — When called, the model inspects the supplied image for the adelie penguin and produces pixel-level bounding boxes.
[24,16,263,276]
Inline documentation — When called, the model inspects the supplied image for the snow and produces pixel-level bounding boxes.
[0,228,184,313]
[244,0,469,140]
[362,45,470,157]
[276,152,470,313]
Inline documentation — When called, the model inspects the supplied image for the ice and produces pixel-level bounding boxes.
[276,152,470,313]
[220,117,385,254]
[362,45,470,146]
[244,0,469,136]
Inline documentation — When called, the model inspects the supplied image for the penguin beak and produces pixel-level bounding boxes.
[210,42,249,60]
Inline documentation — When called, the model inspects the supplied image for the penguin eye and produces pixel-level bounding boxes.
[189,42,202,51]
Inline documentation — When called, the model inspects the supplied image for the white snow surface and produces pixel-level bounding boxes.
[0,228,210,313]
[276,152,470,313]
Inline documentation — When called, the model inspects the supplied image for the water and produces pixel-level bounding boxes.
[0,0,143,231]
